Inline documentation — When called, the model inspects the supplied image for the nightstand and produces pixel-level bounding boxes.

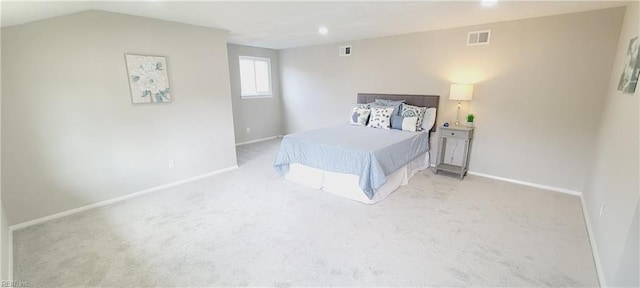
[435,126,474,180]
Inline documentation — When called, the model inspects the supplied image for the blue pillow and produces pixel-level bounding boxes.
[374,99,405,117]
[375,99,405,108]
[391,115,405,130]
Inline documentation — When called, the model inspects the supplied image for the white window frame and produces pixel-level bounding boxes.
[239,56,273,98]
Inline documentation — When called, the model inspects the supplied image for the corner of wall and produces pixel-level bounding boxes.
[581,2,640,286]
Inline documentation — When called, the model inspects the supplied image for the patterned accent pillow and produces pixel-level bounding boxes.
[349,107,371,126]
[374,99,405,125]
[367,106,395,129]
[401,103,427,131]
[354,103,370,109]
[391,116,418,132]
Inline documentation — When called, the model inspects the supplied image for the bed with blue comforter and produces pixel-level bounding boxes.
[273,124,429,200]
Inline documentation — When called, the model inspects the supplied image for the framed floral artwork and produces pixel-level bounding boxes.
[125,54,171,103]
[617,36,639,94]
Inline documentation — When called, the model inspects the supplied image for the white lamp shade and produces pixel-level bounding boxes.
[449,84,474,101]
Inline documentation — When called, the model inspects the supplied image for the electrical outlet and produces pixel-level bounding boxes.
[246,127,251,133]
[169,160,176,169]
[599,204,605,216]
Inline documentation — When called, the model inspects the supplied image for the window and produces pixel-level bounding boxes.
[239,56,272,98]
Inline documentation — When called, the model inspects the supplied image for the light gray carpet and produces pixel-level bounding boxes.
[14,139,599,287]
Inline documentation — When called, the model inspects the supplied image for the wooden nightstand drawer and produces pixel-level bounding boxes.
[442,129,470,139]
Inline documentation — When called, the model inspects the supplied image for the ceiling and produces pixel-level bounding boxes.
[1,1,628,49]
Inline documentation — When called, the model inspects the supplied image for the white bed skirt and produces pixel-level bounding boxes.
[284,152,430,204]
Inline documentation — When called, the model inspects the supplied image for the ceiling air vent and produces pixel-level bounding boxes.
[339,45,352,56]
[467,30,491,46]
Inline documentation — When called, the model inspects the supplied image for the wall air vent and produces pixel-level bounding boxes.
[467,30,491,46]
[339,45,352,56]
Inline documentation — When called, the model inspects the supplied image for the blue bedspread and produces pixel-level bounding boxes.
[273,124,430,199]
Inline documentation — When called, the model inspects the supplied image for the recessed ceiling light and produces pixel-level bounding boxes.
[318,26,328,35]
[481,0,497,7]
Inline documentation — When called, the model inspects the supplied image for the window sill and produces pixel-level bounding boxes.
[241,94,273,99]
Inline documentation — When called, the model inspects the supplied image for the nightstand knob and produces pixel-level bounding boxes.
[451,132,454,135]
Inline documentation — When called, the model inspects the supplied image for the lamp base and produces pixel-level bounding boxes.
[455,101,462,126]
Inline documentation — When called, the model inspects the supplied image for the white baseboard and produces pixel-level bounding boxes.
[466,171,582,196]
[9,165,239,231]
[432,166,603,283]
[428,164,582,196]
[236,135,282,146]
[580,195,606,287]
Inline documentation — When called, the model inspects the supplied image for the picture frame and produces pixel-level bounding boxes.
[125,54,171,104]
[617,36,639,94]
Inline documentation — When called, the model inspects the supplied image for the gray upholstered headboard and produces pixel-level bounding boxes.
[357,93,440,133]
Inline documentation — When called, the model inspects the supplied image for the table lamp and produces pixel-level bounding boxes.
[449,84,474,126]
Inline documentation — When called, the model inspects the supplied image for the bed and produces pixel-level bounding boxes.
[274,93,440,204]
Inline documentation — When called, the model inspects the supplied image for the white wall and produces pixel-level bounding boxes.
[227,44,283,144]
[0,20,8,279]
[1,10,238,225]
[0,208,8,280]
[583,3,639,286]
[279,8,624,192]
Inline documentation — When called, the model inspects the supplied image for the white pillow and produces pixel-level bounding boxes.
[400,117,418,132]
[367,106,395,129]
[400,103,427,131]
[349,107,371,126]
[421,108,437,131]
